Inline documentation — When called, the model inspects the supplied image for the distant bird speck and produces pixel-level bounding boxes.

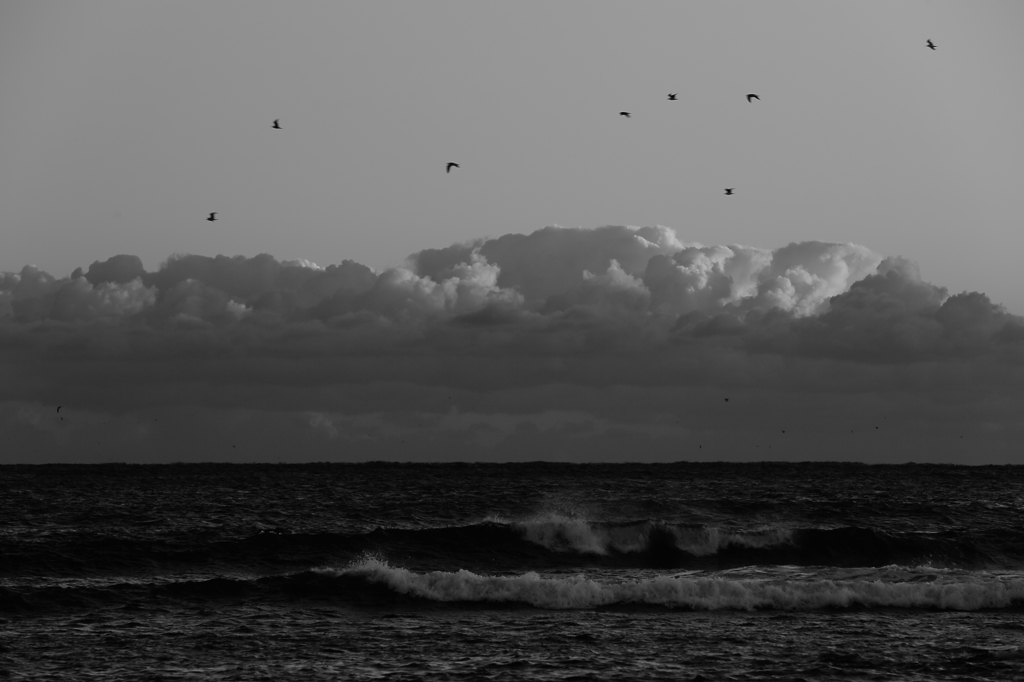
[746,94,759,102]
[446,162,459,173]
[724,188,734,195]
[724,398,729,402]
[926,40,936,50]
[619,112,631,118]
[272,119,281,129]
[667,93,677,101]
[207,212,217,222]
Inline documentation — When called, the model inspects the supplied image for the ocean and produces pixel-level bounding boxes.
[2,462,1024,680]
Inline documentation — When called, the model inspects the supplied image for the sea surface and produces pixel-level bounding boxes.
[3,462,1024,681]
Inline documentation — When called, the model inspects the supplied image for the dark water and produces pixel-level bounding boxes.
[3,462,1024,680]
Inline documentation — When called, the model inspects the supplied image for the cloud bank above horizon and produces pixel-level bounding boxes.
[2,225,1021,464]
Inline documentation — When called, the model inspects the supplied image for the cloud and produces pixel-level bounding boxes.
[0,225,1021,463]
[78,254,146,286]
[712,256,1024,363]
[306,411,339,439]
[51,277,157,322]
[412,225,683,303]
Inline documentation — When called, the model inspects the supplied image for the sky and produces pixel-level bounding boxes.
[0,1,1022,464]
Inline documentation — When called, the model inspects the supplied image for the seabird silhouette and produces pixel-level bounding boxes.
[446,162,459,173]
[724,188,734,195]
[746,94,759,102]
[667,93,677,101]
[619,111,631,118]
[272,119,281,129]
[926,39,936,50]
[207,212,217,221]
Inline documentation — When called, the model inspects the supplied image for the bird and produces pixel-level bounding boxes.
[667,93,677,101]
[619,111,631,118]
[446,162,459,173]
[926,39,936,50]
[207,212,217,221]
[724,188,734,195]
[746,94,759,102]
[272,119,281,129]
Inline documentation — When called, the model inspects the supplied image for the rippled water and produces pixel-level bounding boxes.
[3,462,1024,680]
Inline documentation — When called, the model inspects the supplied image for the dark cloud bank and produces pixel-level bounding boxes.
[2,225,1021,464]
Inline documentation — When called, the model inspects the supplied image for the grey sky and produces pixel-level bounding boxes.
[1,0,1022,313]
[1,2,1023,464]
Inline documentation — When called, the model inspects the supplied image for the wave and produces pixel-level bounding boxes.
[508,515,795,556]
[327,557,1024,611]
[0,517,1013,579]
[6,559,1024,614]
[360,519,1008,570]
[500,516,1007,570]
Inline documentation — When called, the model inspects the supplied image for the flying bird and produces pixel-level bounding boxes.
[207,212,217,221]
[667,93,677,101]
[446,162,459,173]
[619,111,631,118]
[926,39,936,50]
[746,94,759,102]
[724,188,734,195]
[272,119,281,129]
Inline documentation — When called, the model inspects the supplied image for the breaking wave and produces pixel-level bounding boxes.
[509,515,794,556]
[7,559,1024,614]
[328,557,1024,611]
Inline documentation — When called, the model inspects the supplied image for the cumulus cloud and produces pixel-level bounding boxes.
[0,224,1021,463]
[0,227,894,327]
